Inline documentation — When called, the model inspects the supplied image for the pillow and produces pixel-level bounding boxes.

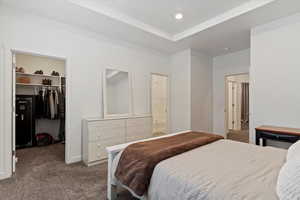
[277,159,300,200]
[287,140,300,161]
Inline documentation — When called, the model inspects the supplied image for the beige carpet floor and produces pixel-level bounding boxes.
[227,129,249,143]
[0,144,135,200]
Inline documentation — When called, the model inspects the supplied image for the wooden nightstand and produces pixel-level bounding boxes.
[255,125,300,146]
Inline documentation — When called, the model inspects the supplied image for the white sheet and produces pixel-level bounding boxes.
[112,139,287,200]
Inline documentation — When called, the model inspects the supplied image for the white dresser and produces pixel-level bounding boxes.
[82,115,152,166]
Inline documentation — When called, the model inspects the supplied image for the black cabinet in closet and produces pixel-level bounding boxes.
[16,95,36,148]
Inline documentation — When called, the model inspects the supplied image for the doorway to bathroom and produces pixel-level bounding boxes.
[225,73,249,143]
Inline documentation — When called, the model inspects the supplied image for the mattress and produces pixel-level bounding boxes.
[112,139,287,200]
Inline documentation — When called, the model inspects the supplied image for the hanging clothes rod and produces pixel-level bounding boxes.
[16,83,60,87]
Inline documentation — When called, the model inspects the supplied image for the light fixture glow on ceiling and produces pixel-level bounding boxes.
[175,13,183,20]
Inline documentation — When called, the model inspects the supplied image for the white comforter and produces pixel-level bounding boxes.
[112,139,287,200]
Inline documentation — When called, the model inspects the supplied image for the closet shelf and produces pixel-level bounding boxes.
[16,83,60,87]
[16,72,64,78]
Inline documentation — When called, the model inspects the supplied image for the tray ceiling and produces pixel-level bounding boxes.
[2,0,300,56]
[74,0,251,35]
[68,0,275,40]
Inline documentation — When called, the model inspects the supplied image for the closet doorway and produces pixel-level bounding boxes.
[151,74,169,136]
[225,73,249,143]
[12,51,67,174]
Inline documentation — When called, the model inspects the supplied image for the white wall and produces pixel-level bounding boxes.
[170,49,191,133]
[191,51,213,132]
[250,13,300,144]
[0,5,172,179]
[170,49,214,133]
[213,49,250,136]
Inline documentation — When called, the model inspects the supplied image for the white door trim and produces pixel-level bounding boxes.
[11,51,16,174]
[0,44,8,179]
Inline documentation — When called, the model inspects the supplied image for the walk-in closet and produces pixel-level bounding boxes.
[13,52,66,171]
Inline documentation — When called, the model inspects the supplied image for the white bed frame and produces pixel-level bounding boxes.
[106,130,191,200]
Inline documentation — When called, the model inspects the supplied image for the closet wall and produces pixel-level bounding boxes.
[0,4,172,179]
[16,54,65,95]
[16,53,65,141]
[16,53,65,75]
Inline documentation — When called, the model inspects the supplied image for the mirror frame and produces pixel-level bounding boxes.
[103,68,133,119]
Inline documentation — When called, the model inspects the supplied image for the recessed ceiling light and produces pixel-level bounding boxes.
[175,13,183,20]
[224,47,230,51]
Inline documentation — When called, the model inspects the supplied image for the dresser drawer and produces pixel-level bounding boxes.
[83,117,153,166]
[88,142,102,162]
[88,120,125,142]
[89,119,125,129]
[88,126,125,142]
[88,138,125,162]
[126,124,152,142]
[126,117,152,127]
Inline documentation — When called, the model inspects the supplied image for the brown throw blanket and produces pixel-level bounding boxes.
[115,132,224,197]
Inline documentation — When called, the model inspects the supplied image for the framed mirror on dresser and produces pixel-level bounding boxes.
[82,68,153,166]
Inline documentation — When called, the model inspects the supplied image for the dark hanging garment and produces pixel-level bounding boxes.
[58,90,65,119]
[58,118,65,142]
[35,90,44,118]
[58,78,66,142]
[44,90,51,119]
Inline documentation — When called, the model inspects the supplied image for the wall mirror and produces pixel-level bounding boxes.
[103,68,131,118]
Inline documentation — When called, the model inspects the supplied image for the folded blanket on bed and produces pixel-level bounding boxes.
[114,132,223,197]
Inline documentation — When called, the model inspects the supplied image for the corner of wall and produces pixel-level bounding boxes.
[190,50,213,132]
[251,13,300,36]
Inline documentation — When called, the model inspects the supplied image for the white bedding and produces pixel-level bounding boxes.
[112,139,287,200]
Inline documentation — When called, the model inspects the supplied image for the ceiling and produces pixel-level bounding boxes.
[69,0,251,35]
[2,0,300,56]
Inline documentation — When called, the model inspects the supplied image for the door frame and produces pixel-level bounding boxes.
[150,73,170,135]
[224,73,249,137]
[10,49,71,173]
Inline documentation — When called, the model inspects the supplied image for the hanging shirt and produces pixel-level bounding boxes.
[49,90,55,119]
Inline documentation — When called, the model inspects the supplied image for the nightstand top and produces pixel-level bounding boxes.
[256,125,300,136]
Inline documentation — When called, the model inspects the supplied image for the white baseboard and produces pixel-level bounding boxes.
[0,171,11,180]
[66,155,82,164]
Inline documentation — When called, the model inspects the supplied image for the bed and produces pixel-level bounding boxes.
[106,132,289,200]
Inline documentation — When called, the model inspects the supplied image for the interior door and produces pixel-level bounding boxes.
[12,52,17,174]
[151,74,169,136]
[228,81,239,130]
[232,82,238,130]
[227,81,233,130]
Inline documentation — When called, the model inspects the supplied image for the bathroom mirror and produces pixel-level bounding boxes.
[103,68,131,118]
